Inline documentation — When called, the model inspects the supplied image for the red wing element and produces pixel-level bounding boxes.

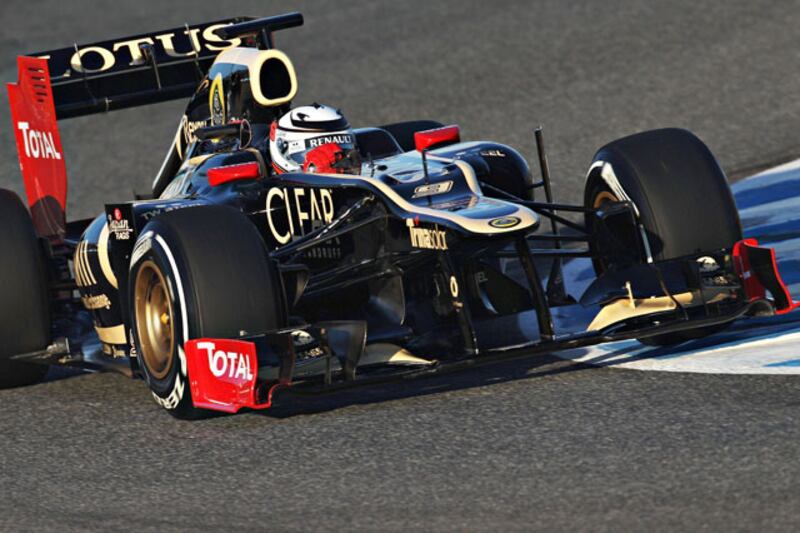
[185,338,264,413]
[733,239,799,314]
[733,239,765,302]
[7,56,67,238]
[414,125,461,152]
[207,162,262,187]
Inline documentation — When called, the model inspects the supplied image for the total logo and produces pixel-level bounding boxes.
[196,341,254,381]
[16,122,61,160]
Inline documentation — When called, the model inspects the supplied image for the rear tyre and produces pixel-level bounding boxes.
[584,128,742,346]
[0,189,50,387]
[128,205,286,418]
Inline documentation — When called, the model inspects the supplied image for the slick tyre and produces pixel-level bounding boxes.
[128,205,286,418]
[0,189,50,388]
[584,128,742,346]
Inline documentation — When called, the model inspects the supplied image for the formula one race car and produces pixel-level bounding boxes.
[3,13,798,417]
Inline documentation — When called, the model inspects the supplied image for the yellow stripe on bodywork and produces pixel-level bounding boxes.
[95,324,127,345]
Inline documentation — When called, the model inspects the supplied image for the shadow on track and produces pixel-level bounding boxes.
[260,354,593,418]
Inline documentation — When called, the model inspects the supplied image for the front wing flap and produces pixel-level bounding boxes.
[184,322,368,413]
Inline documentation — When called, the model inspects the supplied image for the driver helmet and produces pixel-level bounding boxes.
[269,103,361,175]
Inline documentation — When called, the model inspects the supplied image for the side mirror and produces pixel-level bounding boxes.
[414,125,460,152]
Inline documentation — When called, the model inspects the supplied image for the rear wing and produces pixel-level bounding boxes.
[31,18,249,119]
[6,13,303,237]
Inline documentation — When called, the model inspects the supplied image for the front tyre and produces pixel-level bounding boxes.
[128,205,286,418]
[584,128,742,346]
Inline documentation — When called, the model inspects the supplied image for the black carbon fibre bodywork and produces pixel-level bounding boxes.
[53,126,752,384]
[10,12,769,402]
[71,136,543,372]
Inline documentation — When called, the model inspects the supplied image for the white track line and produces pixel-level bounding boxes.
[553,159,800,375]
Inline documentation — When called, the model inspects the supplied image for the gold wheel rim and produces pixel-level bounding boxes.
[134,260,175,380]
[593,190,619,209]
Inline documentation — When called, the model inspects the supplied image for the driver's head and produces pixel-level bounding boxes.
[269,103,361,175]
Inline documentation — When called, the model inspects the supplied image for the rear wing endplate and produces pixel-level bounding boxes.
[7,56,67,237]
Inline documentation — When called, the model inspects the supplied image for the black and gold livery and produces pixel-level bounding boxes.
[72,216,127,357]
[3,12,794,417]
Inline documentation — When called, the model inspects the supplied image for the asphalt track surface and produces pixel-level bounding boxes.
[2,1,800,531]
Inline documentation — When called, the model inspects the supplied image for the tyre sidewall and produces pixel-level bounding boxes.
[586,128,742,262]
[0,190,51,387]
[128,206,286,418]
[584,129,744,345]
[0,190,50,358]
[129,227,196,415]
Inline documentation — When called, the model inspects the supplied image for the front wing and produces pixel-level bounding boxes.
[183,238,797,414]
